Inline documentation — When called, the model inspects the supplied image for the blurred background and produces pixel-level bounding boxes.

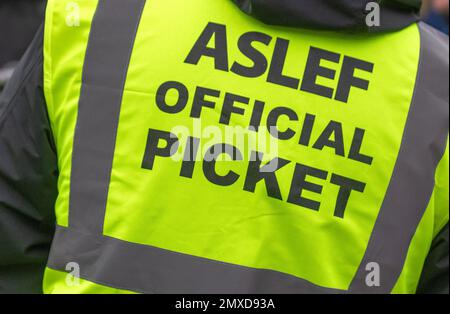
[422,0,449,34]
[0,0,448,95]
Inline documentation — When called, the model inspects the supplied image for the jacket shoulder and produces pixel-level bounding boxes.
[418,22,449,73]
[415,22,449,112]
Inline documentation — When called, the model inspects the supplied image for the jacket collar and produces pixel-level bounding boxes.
[233,0,421,32]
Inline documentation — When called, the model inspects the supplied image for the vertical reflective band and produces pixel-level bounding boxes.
[349,23,449,293]
[48,226,342,294]
[69,0,146,233]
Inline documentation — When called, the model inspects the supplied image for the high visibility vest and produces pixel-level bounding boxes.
[43,0,449,294]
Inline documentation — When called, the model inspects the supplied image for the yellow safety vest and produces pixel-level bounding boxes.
[42,0,449,293]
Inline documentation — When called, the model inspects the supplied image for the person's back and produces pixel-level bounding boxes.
[0,0,448,294]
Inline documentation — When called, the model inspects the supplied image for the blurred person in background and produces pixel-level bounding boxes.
[423,0,449,34]
[0,0,45,92]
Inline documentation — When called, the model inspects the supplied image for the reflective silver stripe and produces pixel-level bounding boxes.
[69,0,146,234]
[349,23,449,293]
[47,226,342,294]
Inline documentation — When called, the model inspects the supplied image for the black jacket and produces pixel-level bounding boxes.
[0,0,448,294]
[0,0,45,67]
[0,0,45,91]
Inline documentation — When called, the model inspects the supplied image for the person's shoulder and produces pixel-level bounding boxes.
[418,22,449,70]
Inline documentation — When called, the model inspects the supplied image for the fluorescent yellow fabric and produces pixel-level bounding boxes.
[43,0,442,294]
[43,268,135,294]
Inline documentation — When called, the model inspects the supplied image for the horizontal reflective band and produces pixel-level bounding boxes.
[47,226,342,294]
